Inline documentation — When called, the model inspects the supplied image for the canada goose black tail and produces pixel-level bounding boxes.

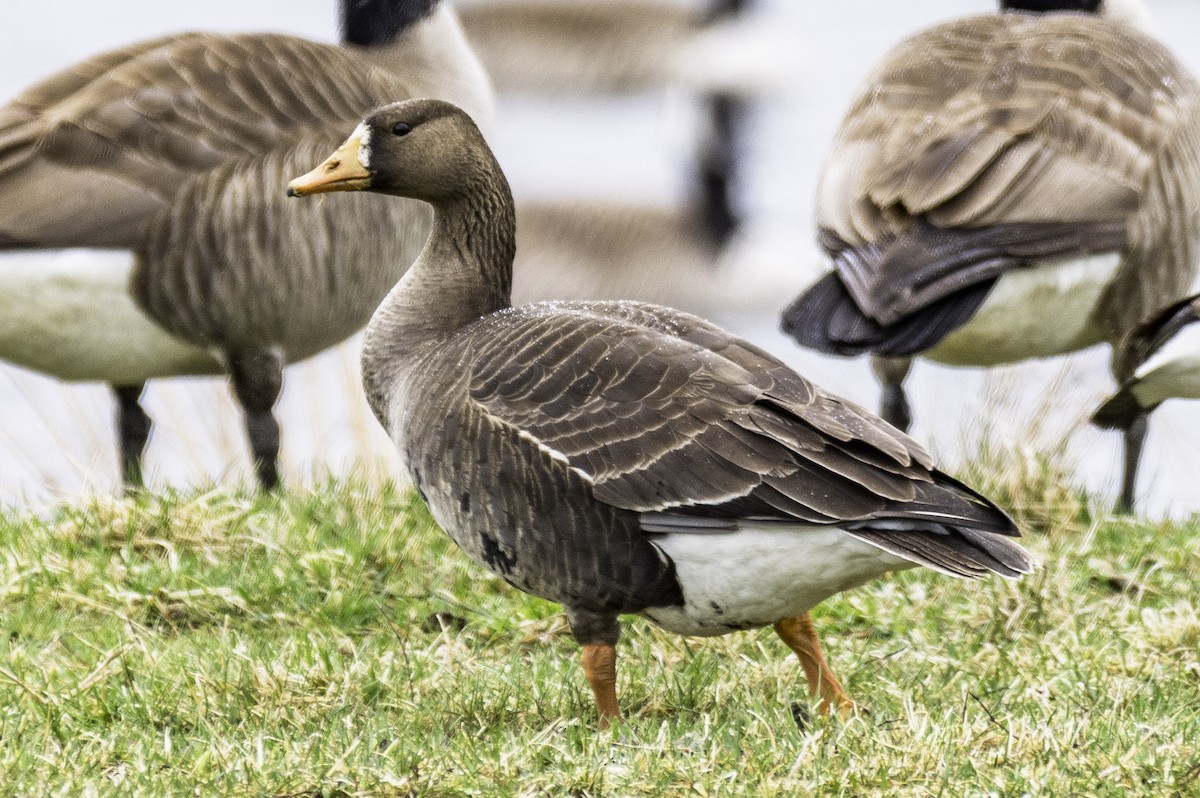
[780,270,994,357]
[782,219,1128,358]
[341,0,440,47]
[1091,387,1150,430]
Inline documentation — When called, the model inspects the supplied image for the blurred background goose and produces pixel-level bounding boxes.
[780,0,1200,512]
[1092,294,1200,506]
[457,0,770,97]
[460,0,793,313]
[0,0,491,488]
[3,2,1200,516]
[288,99,1033,727]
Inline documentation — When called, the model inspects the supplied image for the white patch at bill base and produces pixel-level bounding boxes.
[352,124,372,170]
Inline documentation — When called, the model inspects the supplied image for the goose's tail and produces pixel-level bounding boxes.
[845,473,1036,579]
[1091,386,1147,430]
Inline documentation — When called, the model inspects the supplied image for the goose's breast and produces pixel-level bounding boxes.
[641,524,913,637]
[926,253,1123,366]
[0,250,221,384]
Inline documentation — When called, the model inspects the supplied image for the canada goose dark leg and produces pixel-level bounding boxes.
[112,383,151,488]
[1117,411,1149,514]
[696,92,742,248]
[870,354,913,433]
[695,0,751,248]
[774,613,858,717]
[227,348,284,490]
[567,609,622,729]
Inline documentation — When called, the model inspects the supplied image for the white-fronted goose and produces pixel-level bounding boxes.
[780,0,1200,512]
[288,99,1034,727]
[1092,294,1200,509]
[0,0,491,488]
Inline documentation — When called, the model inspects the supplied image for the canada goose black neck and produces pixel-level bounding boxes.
[999,0,1101,13]
[341,0,441,47]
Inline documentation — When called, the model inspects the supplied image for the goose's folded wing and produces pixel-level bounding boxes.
[467,304,1012,534]
[816,221,1128,326]
[0,32,412,248]
[818,15,1189,249]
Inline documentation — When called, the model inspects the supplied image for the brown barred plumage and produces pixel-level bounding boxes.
[0,3,491,487]
[781,4,1200,512]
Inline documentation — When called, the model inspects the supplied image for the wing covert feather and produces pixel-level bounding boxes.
[0,32,414,248]
[466,302,946,523]
[817,14,1192,245]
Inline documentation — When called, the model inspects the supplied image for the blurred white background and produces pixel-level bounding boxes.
[0,0,1198,514]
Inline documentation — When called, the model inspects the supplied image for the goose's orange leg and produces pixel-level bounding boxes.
[774,613,858,717]
[581,643,621,729]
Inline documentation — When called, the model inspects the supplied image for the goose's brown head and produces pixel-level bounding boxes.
[287,99,489,202]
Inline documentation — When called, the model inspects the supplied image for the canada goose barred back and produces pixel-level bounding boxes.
[0,0,492,489]
[288,99,1033,728]
[780,0,1200,511]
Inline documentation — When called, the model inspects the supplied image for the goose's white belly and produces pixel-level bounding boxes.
[0,250,221,384]
[641,524,912,637]
[925,253,1122,366]
[1132,324,1200,407]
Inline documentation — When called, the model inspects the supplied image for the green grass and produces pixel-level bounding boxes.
[1,480,1199,796]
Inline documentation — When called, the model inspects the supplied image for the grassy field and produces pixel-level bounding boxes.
[1,466,1199,797]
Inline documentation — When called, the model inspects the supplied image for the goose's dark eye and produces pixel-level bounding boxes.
[392,122,411,137]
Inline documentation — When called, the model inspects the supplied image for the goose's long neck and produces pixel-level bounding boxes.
[362,156,515,401]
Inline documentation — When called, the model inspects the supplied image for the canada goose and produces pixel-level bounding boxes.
[780,0,1200,513]
[457,0,757,96]
[288,99,1034,727]
[507,79,743,307]
[510,203,740,311]
[0,0,491,489]
[1092,294,1200,509]
[467,0,762,304]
